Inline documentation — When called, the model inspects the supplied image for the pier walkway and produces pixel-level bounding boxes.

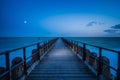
[27,39,97,80]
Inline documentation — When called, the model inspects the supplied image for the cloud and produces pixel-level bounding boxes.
[86,21,97,26]
[104,29,118,33]
[111,24,120,29]
[86,21,104,27]
[104,24,120,34]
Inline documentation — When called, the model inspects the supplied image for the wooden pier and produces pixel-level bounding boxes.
[27,38,97,80]
[0,38,120,80]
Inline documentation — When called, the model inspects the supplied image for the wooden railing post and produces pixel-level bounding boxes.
[48,40,49,48]
[69,40,71,47]
[117,52,120,80]
[46,41,48,50]
[74,41,77,53]
[44,42,46,53]
[37,43,40,60]
[45,41,46,52]
[83,43,86,61]
[23,47,27,76]
[74,41,75,51]
[5,52,11,79]
[97,47,102,76]
[72,41,74,49]
[47,41,49,51]
[45,41,47,52]
[68,40,70,48]
[70,40,72,48]
[76,41,78,54]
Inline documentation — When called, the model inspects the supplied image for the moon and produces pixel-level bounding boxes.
[24,20,27,24]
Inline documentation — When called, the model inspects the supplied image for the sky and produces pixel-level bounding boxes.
[0,0,120,37]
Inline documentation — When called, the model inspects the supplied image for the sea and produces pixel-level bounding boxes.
[0,37,120,76]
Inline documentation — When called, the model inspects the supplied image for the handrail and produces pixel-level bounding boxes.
[0,38,58,80]
[0,40,50,55]
[0,43,37,55]
[71,40,120,53]
[62,38,120,80]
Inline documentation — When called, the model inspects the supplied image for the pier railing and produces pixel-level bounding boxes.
[0,38,58,80]
[62,38,120,80]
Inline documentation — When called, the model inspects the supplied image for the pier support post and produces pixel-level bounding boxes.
[72,41,74,49]
[44,42,46,53]
[23,48,27,76]
[46,41,48,51]
[37,43,40,60]
[97,48,102,77]
[83,43,86,61]
[70,40,71,47]
[117,52,120,80]
[76,41,78,54]
[5,52,10,79]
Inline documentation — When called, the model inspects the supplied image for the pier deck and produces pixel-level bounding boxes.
[27,39,97,80]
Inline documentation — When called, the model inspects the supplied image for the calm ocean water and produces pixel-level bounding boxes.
[0,37,120,75]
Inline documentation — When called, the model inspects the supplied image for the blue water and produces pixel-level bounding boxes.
[0,37,54,52]
[0,37,120,76]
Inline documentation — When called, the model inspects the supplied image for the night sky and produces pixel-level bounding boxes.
[0,0,120,37]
